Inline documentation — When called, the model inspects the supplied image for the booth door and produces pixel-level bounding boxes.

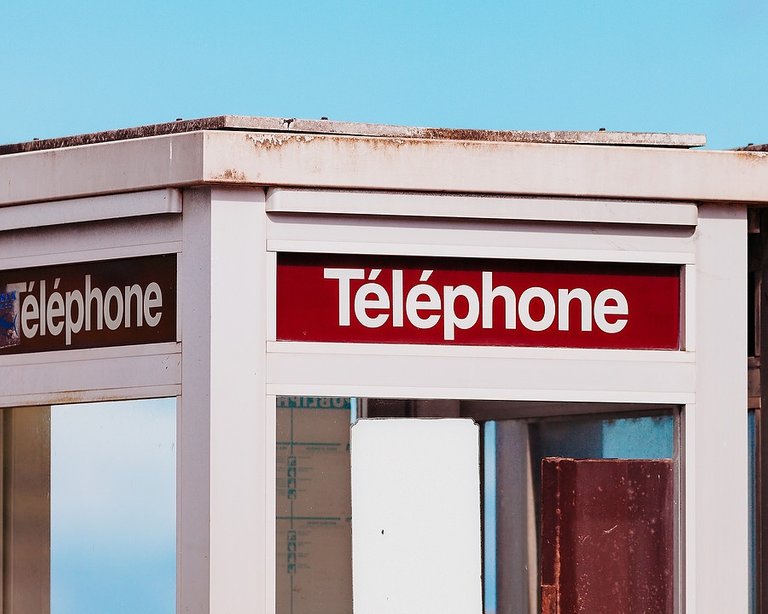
[539,458,674,614]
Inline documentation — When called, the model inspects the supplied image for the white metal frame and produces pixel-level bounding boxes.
[0,192,183,407]
[265,191,697,406]
[177,187,270,614]
[0,190,183,614]
[266,187,699,226]
[262,188,747,614]
[0,188,181,232]
[686,204,748,613]
[0,177,749,614]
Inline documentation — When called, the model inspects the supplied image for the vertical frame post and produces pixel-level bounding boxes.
[689,203,748,612]
[179,187,269,613]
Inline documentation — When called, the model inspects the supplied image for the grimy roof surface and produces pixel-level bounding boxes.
[0,115,706,155]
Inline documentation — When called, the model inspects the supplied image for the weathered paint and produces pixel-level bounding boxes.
[0,114,706,155]
[2,128,766,207]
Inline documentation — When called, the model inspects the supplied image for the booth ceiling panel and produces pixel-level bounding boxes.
[0,189,181,231]
[267,188,698,226]
[266,215,696,264]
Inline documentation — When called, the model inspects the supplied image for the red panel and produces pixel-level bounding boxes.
[540,458,674,614]
[276,253,681,349]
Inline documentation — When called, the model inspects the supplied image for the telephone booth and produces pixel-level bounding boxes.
[1,117,766,613]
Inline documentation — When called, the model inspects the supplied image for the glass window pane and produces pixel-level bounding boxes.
[497,412,676,614]
[51,398,176,614]
[282,399,676,614]
[530,414,675,463]
[483,421,498,614]
[749,409,757,614]
[602,416,675,459]
[275,396,353,614]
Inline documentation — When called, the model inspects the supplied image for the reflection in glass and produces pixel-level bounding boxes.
[749,409,757,614]
[491,413,675,614]
[275,396,353,614]
[51,399,176,614]
[273,398,676,614]
[483,422,498,614]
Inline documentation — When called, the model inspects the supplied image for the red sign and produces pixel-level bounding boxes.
[276,253,681,350]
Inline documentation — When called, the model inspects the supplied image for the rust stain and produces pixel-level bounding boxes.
[243,131,486,154]
[0,114,705,156]
[0,116,230,155]
[40,390,170,406]
[420,127,512,142]
[731,149,768,164]
[540,585,558,614]
[216,168,247,181]
[45,391,92,405]
[418,127,605,146]
[245,133,317,151]
[247,127,617,152]
[737,143,768,152]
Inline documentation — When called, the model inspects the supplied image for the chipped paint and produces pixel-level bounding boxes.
[216,168,247,182]
[245,133,317,152]
[737,143,768,153]
[0,115,706,156]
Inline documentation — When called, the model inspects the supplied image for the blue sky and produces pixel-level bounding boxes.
[52,400,176,614]
[1,3,765,611]
[1,1,767,149]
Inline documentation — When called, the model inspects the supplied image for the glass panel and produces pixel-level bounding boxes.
[2,406,51,612]
[530,414,675,464]
[51,399,176,614]
[602,416,675,459]
[365,402,676,614]
[483,422,498,614]
[278,398,676,614]
[749,409,757,614]
[496,412,675,614]
[275,396,353,614]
